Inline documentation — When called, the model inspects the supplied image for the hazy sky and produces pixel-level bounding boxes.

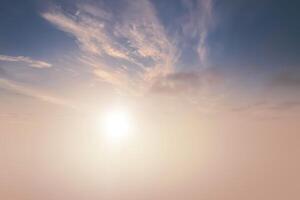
[0,0,300,199]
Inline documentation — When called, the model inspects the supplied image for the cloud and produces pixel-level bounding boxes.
[270,70,300,89]
[270,101,300,110]
[150,68,225,112]
[42,0,177,94]
[180,0,214,65]
[230,100,300,118]
[0,55,52,68]
[151,68,222,95]
[41,0,221,109]
[0,78,76,109]
[0,67,6,77]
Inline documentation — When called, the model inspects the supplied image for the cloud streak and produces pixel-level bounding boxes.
[0,55,52,68]
[0,78,76,109]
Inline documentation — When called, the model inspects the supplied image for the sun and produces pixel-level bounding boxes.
[102,107,132,142]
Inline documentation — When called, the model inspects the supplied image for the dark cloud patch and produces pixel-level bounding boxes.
[270,101,300,110]
[231,100,300,113]
[150,68,223,94]
[271,69,300,89]
[230,100,267,112]
[0,67,7,78]
[230,68,300,113]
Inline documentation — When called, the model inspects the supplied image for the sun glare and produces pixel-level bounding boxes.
[102,108,132,142]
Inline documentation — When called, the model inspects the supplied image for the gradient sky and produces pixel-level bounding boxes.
[0,0,300,200]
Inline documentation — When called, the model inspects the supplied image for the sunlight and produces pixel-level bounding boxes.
[102,107,132,142]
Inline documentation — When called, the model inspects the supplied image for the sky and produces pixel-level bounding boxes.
[0,0,300,199]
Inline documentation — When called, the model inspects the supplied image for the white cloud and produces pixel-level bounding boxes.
[0,55,52,68]
[42,0,177,94]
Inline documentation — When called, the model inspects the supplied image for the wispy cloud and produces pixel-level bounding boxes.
[42,0,177,94]
[0,78,76,109]
[0,55,52,68]
[41,0,223,112]
[38,0,226,117]
[180,0,214,66]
